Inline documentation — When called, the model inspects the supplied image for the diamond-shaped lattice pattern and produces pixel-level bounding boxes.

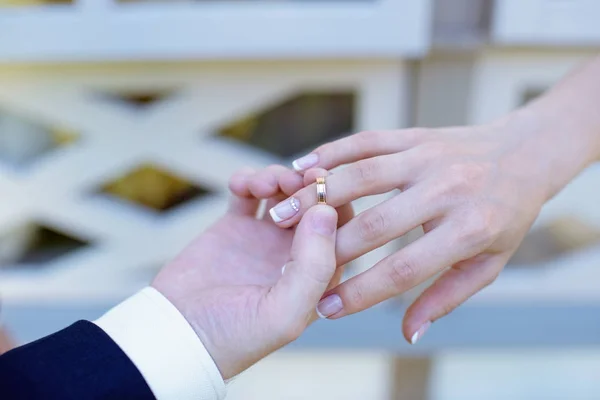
[0,0,71,6]
[99,164,211,213]
[0,223,89,269]
[130,263,163,285]
[0,64,399,300]
[508,217,600,267]
[219,92,355,158]
[96,90,175,110]
[0,110,78,168]
[118,0,371,3]
[521,87,546,106]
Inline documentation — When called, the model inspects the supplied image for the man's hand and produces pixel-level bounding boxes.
[0,329,13,355]
[152,168,341,380]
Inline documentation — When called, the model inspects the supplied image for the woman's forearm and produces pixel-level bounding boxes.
[508,55,600,200]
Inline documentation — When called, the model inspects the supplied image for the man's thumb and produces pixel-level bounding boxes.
[273,205,338,323]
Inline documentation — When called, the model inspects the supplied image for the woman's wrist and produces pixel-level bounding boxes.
[520,58,600,201]
[500,99,600,203]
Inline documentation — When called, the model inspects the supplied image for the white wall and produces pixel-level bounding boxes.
[469,49,596,124]
[493,0,600,45]
[432,349,600,400]
[226,351,393,400]
[414,53,476,127]
[0,59,410,305]
[0,0,431,62]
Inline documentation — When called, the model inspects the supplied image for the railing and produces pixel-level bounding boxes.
[432,0,492,48]
[0,0,431,62]
[0,60,409,304]
[492,0,600,45]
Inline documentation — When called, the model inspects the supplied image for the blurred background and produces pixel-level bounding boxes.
[1,0,600,399]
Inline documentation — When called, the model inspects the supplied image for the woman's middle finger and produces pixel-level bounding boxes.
[334,183,443,266]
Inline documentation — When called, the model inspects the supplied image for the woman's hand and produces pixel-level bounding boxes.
[268,114,573,343]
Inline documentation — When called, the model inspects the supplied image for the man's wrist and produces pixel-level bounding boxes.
[151,282,232,381]
[94,287,226,400]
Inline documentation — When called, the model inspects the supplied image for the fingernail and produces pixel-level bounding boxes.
[281,264,286,275]
[316,294,343,319]
[269,197,300,223]
[411,321,431,345]
[292,153,319,172]
[310,206,337,236]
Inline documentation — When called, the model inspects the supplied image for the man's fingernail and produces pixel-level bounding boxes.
[316,294,343,319]
[269,197,300,223]
[411,321,432,345]
[292,153,319,171]
[310,206,337,236]
[281,264,286,275]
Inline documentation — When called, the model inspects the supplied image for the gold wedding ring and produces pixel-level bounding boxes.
[316,176,327,205]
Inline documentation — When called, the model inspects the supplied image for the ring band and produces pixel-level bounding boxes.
[316,176,327,205]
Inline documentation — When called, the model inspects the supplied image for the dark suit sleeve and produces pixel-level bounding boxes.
[0,320,155,400]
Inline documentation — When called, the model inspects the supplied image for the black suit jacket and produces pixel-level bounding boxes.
[0,321,155,400]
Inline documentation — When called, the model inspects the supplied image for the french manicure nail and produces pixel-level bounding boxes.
[292,153,319,172]
[411,321,432,345]
[269,197,300,223]
[316,294,343,319]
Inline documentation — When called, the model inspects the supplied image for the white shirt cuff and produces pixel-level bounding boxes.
[94,287,226,400]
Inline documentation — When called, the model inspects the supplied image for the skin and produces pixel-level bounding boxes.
[257,55,600,343]
[152,168,347,380]
[0,329,13,355]
[7,57,600,385]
